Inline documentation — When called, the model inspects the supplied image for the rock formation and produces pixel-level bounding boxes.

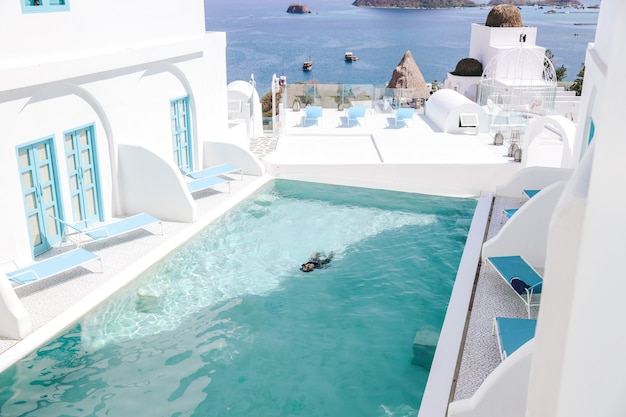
[286,3,311,13]
[387,50,430,101]
[451,58,483,77]
[485,4,523,27]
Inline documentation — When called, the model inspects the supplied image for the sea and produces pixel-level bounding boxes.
[204,0,599,95]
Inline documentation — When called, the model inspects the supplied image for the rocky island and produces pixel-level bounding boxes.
[286,3,311,13]
[352,0,476,8]
[352,0,580,8]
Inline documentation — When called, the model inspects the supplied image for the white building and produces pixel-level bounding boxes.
[1,1,626,416]
[0,1,261,266]
[448,1,626,416]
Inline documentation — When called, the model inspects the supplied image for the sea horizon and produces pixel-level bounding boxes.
[204,1,599,95]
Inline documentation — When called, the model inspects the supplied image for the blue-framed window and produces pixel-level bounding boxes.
[17,138,64,256]
[64,124,103,226]
[22,0,70,13]
[171,96,193,171]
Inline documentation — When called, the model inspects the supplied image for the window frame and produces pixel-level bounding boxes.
[170,96,194,172]
[21,0,70,14]
[16,136,65,256]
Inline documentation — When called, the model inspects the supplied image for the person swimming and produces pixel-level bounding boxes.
[300,251,334,272]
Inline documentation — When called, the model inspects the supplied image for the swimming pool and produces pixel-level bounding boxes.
[0,180,476,416]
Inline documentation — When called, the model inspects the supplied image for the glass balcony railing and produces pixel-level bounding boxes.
[281,83,426,112]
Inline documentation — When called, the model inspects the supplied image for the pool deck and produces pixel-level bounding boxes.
[0,113,539,410]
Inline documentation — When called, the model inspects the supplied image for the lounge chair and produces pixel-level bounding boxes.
[186,175,231,194]
[500,208,519,223]
[4,248,102,287]
[486,255,543,318]
[181,163,243,181]
[521,189,540,202]
[392,107,415,127]
[304,105,323,126]
[51,213,164,247]
[345,106,367,126]
[493,317,537,361]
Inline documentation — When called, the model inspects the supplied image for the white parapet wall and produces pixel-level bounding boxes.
[483,181,566,268]
[447,340,534,417]
[0,278,32,340]
[118,145,197,223]
[494,166,573,199]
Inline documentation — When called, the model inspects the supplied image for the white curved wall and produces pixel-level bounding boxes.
[526,143,592,417]
[426,89,488,134]
[494,166,573,199]
[202,142,265,177]
[482,182,565,268]
[448,341,534,417]
[528,3,626,414]
[118,145,196,223]
[0,279,32,339]
[0,1,206,65]
[524,116,576,169]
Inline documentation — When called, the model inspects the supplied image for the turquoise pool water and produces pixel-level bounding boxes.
[0,180,476,417]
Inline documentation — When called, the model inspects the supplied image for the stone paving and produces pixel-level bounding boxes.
[249,135,279,158]
[452,195,541,401]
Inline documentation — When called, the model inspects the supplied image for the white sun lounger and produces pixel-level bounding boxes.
[51,213,164,246]
[392,107,415,127]
[5,248,102,287]
[181,163,243,181]
[186,175,231,194]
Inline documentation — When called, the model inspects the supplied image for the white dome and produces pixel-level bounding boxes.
[481,46,557,86]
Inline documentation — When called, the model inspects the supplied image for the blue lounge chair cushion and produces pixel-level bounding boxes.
[503,208,518,219]
[182,163,242,180]
[6,248,100,285]
[51,213,162,245]
[305,106,322,118]
[487,255,543,293]
[346,106,367,126]
[495,317,537,359]
[304,106,323,126]
[393,107,415,126]
[84,213,161,240]
[347,106,366,118]
[523,189,540,199]
[187,175,230,194]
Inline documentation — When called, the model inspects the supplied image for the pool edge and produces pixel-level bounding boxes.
[417,195,493,417]
[0,176,274,374]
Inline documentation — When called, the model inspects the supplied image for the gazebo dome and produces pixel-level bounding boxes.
[477,46,558,137]
[485,4,523,28]
[481,47,557,87]
[452,58,483,77]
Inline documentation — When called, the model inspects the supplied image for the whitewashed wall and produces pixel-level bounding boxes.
[0,0,230,264]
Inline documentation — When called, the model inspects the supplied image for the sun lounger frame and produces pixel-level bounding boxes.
[51,213,164,247]
[304,105,323,126]
[493,317,537,361]
[186,175,231,194]
[393,107,415,127]
[487,255,543,318]
[181,163,243,181]
[345,106,367,126]
[4,248,102,287]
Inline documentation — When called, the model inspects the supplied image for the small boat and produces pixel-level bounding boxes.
[303,58,312,71]
[344,52,359,62]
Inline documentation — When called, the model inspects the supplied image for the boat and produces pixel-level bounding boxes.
[302,58,312,71]
[344,52,359,62]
